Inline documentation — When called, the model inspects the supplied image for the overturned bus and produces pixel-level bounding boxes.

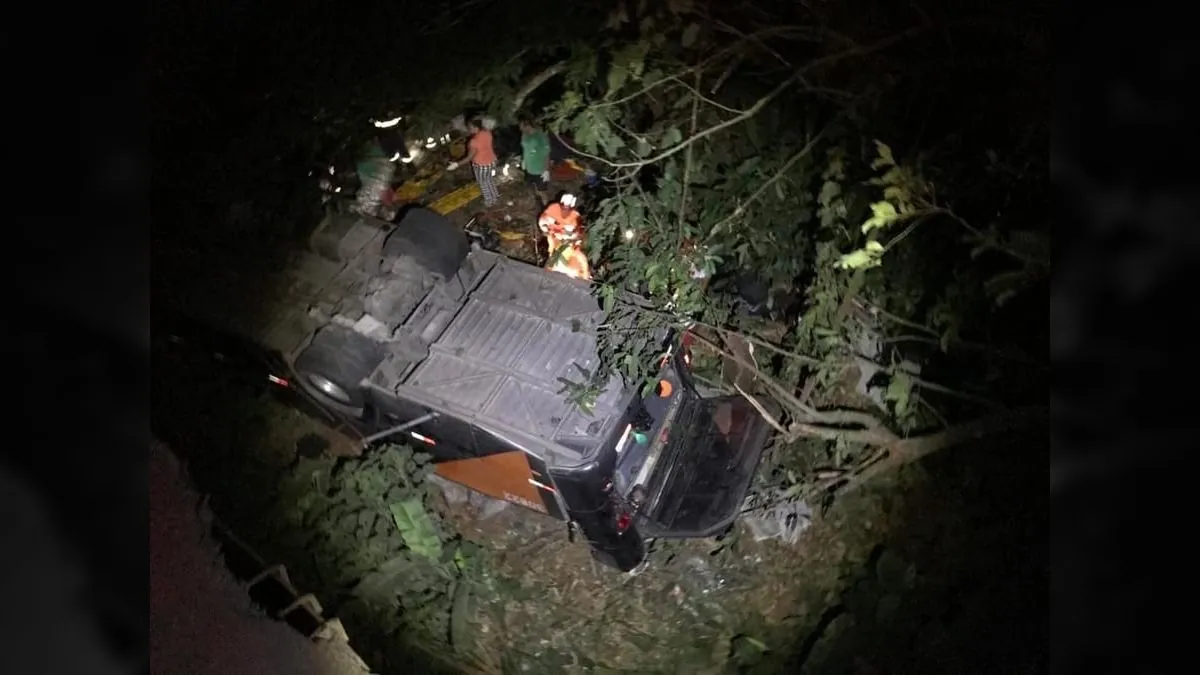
[206,205,777,571]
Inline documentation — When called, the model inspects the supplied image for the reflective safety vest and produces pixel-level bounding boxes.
[539,203,590,279]
[546,243,592,280]
[538,202,582,241]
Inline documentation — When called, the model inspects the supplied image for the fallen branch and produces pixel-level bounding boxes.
[714,326,822,365]
[733,382,789,436]
[832,404,1048,497]
[789,420,898,446]
[851,351,1006,410]
[853,298,939,338]
[686,330,820,419]
[685,330,896,439]
[510,61,568,116]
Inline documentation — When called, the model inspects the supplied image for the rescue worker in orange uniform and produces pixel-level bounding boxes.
[538,193,592,279]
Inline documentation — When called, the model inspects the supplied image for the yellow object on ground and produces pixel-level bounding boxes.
[495,230,528,241]
[394,180,427,203]
[429,182,481,215]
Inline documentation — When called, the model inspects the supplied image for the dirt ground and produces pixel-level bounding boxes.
[426,467,907,674]
[404,159,588,268]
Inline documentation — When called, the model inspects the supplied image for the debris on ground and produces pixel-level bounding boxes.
[741,488,814,544]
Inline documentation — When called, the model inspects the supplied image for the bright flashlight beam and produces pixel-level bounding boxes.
[373,116,402,128]
[624,229,636,241]
[390,152,401,162]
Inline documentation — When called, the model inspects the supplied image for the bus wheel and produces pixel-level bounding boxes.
[292,325,385,418]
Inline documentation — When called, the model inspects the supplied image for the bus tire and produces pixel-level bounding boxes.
[291,325,385,416]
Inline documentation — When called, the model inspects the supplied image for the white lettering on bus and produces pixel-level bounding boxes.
[503,492,546,513]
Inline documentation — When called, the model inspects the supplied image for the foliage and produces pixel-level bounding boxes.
[503,0,1049,500]
[266,443,501,671]
[154,1,1050,671]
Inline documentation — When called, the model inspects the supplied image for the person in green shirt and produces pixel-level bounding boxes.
[519,118,552,207]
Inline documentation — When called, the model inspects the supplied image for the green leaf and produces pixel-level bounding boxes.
[635,137,653,157]
[661,126,683,148]
[885,370,913,417]
[860,201,899,234]
[818,180,841,207]
[736,157,760,175]
[601,284,616,313]
[836,247,882,270]
[599,130,626,157]
[871,140,896,169]
[353,554,414,600]
[880,167,905,186]
[389,498,443,561]
[681,23,701,48]
[606,65,629,97]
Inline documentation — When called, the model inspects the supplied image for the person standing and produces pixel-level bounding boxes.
[448,118,499,208]
[519,117,552,207]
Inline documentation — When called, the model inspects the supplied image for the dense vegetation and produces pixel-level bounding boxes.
[153,1,1048,672]
[155,0,1047,495]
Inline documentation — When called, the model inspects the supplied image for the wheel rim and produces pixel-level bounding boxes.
[303,373,351,405]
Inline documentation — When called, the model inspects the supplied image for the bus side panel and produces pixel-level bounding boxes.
[433,451,556,517]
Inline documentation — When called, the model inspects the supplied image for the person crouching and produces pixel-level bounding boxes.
[538,193,591,280]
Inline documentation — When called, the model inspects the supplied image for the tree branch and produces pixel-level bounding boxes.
[831,405,1048,496]
[733,382,789,436]
[677,70,702,239]
[510,61,567,116]
[686,330,819,419]
[561,28,925,171]
[669,75,748,115]
[853,298,939,338]
[604,73,797,168]
[852,351,1006,411]
[707,123,833,238]
[625,25,822,106]
[709,53,745,95]
[880,334,1041,365]
[684,329,895,439]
